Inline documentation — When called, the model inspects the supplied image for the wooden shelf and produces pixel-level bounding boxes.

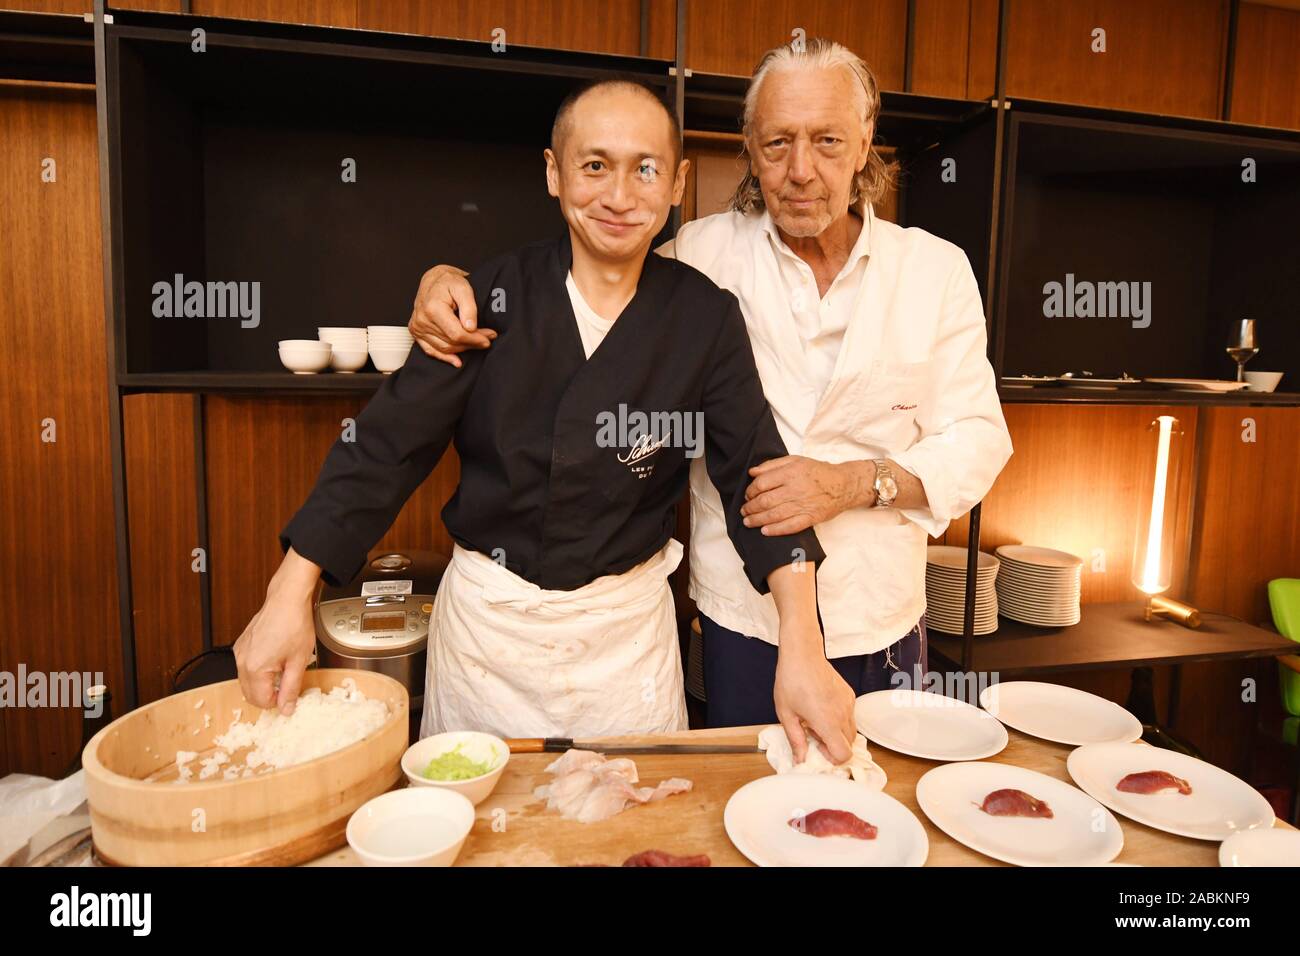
[119,371,388,394]
[998,386,1300,406]
[928,601,1295,676]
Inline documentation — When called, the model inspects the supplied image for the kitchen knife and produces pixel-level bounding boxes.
[506,737,760,754]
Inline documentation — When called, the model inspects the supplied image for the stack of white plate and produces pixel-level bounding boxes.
[367,325,414,373]
[318,327,369,373]
[924,545,999,635]
[994,545,1082,626]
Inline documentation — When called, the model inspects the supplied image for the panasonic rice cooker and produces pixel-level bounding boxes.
[314,550,447,721]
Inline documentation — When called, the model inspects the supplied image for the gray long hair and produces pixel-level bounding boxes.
[729,38,898,214]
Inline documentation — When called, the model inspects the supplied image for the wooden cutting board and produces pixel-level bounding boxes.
[306,724,1293,867]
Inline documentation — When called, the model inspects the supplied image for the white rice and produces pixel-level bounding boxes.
[210,679,388,772]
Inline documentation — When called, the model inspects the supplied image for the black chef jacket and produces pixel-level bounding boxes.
[281,231,826,594]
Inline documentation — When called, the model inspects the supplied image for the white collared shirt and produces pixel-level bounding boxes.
[763,207,871,402]
[658,203,1013,658]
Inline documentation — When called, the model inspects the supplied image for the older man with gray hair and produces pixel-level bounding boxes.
[408,38,1012,761]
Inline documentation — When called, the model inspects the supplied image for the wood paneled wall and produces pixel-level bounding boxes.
[202,397,461,648]
[0,84,123,778]
[1000,0,1231,118]
[1231,1,1300,129]
[122,393,202,702]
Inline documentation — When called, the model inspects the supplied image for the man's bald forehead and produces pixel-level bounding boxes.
[551,80,681,163]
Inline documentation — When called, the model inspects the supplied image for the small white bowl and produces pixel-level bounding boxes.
[279,341,331,374]
[402,731,508,805]
[346,787,475,867]
[330,349,369,373]
[370,346,412,373]
[1243,371,1283,393]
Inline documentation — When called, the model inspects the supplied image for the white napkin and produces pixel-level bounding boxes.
[757,725,887,790]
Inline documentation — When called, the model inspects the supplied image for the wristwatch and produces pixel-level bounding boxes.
[871,459,898,508]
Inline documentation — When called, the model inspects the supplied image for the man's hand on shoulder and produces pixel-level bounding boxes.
[409,264,493,368]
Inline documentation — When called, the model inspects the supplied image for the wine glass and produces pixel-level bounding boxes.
[1226,320,1258,382]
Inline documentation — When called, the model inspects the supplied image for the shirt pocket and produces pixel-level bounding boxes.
[847,360,929,451]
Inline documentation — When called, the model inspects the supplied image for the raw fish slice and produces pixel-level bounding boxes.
[575,779,642,823]
[788,808,878,839]
[595,757,640,784]
[1116,770,1193,795]
[641,777,693,802]
[977,788,1054,818]
[534,750,693,823]
[545,749,605,775]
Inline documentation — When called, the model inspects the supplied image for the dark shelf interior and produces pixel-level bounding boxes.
[0,10,94,85]
[109,22,674,377]
[997,111,1300,385]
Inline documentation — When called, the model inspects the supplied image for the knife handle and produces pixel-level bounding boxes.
[505,738,573,753]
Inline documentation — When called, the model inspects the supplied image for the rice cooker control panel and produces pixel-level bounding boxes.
[318,580,433,652]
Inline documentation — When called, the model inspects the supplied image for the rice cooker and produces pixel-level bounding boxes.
[314,550,447,720]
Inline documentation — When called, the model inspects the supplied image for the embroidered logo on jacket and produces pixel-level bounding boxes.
[596,404,705,479]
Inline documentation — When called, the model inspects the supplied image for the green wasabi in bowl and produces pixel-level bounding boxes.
[421,743,496,781]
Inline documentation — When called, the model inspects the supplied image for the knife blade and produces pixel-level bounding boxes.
[507,737,760,755]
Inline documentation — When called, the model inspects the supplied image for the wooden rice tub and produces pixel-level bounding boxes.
[83,669,408,866]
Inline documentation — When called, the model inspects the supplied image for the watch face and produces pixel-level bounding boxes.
[879,476,899,500]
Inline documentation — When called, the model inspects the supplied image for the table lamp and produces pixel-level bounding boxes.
[1132,414,1200,627]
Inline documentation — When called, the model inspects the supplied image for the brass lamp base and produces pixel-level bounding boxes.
[1144,594,1201,628]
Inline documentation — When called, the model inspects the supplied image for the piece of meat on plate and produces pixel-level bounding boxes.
[977,788,1054,818]
[787,808,878,839]
[622,850,712,867]
[1116,770,1193,795]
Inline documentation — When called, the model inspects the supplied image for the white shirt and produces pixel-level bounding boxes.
[565,271,615,358]
[769,207,872,400]
[660,203,1013,658]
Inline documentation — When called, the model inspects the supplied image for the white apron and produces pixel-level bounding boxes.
[419,540,689,739]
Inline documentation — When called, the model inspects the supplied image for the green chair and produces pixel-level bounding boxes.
[1267,578,1300,716]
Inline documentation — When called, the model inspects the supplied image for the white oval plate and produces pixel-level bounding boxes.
[916,761,1124,866]
[855,688,1009,761]
[1067,742,1275,841]
[724,774,928,867]
[1218,827,1300,866]
[980,681,1142,746]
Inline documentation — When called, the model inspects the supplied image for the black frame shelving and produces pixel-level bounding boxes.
[2,0,1287,708]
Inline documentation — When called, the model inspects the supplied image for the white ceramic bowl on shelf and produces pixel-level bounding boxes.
[329,349,369,373]
[278,339,332,374]
[1243,371,1283,393]
[369,346,411,373]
